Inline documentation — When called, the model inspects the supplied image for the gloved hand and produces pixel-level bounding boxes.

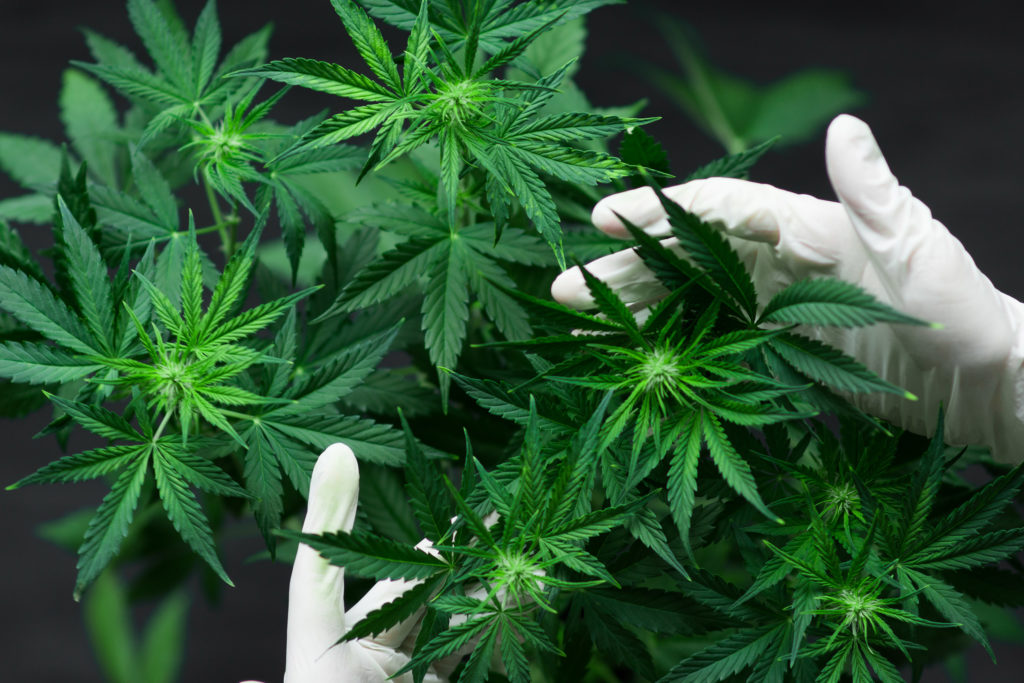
[242,443,457,683]
[552,114,1024,463]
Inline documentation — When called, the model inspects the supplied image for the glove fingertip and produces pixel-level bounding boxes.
[825,114,898,225]
[550,266,592,309]
[304,443,360,535]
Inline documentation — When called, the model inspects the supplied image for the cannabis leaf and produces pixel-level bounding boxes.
[233,0,649,266]
[642,17,864,153]
[76,0,270,145]
[318,199,548,402]
[286,398,632,682]
[9,394,250,600]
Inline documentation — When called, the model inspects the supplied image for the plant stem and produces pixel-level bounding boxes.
[203,177,236,257]
[152,410,174,443]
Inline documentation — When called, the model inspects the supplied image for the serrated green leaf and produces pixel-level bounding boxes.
[619,127,671,176]
[422,238,470,402]
[760,278,929,328]
[243,423,286,551]
[909,528,1024,571]
[0,341,101,385]
[60,70,119,187]
[321,236,446,319]
[342,574,444,644]
[510,141,633,186]
[400,411,451,542]
[172,448,248,499]
[902,566,991,659]
[0,194,53,223]
[702,412,778,523]
[190,0,221,96]
[92,187,174,240]
[769,333,913,397]
[921,462,1024,557]
[152,445,232,586]
[330,0,402,93]
[235,58,394,102]
[282,528,448,580]
[0,134,62,190]
[10,444,142,488]
[660,190,757,319]
[280,325,398,414]
[130,148,178,229]
[470,142,564,268]
[659,625,782,683]
[75,455,150,600]
[448,371,573,433]
[667,411,702,559]
[57,196,115,354]
[265,413,407,466]
[48,394,144,442]
[685,137,777,181]
[127,0,193,91]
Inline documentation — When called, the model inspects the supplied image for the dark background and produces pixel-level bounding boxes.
[2,1,1023,681]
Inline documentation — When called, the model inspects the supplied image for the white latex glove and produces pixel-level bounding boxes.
[242,443,456,683]
[552,114,1024,463]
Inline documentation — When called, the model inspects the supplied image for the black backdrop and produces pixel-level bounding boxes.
[2,1,1023,681]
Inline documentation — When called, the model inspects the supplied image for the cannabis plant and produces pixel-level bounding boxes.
[1,1,1022,681]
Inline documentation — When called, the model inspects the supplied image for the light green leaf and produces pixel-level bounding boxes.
[139,591,189,683]
[0,134,62,190]
[299,103,399,147]
[127,0,193,91]
[83,570,137,683]
[0,194,53,223]
[190,0,221,96]
[130,148,178,230]
[60,70,119,187]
